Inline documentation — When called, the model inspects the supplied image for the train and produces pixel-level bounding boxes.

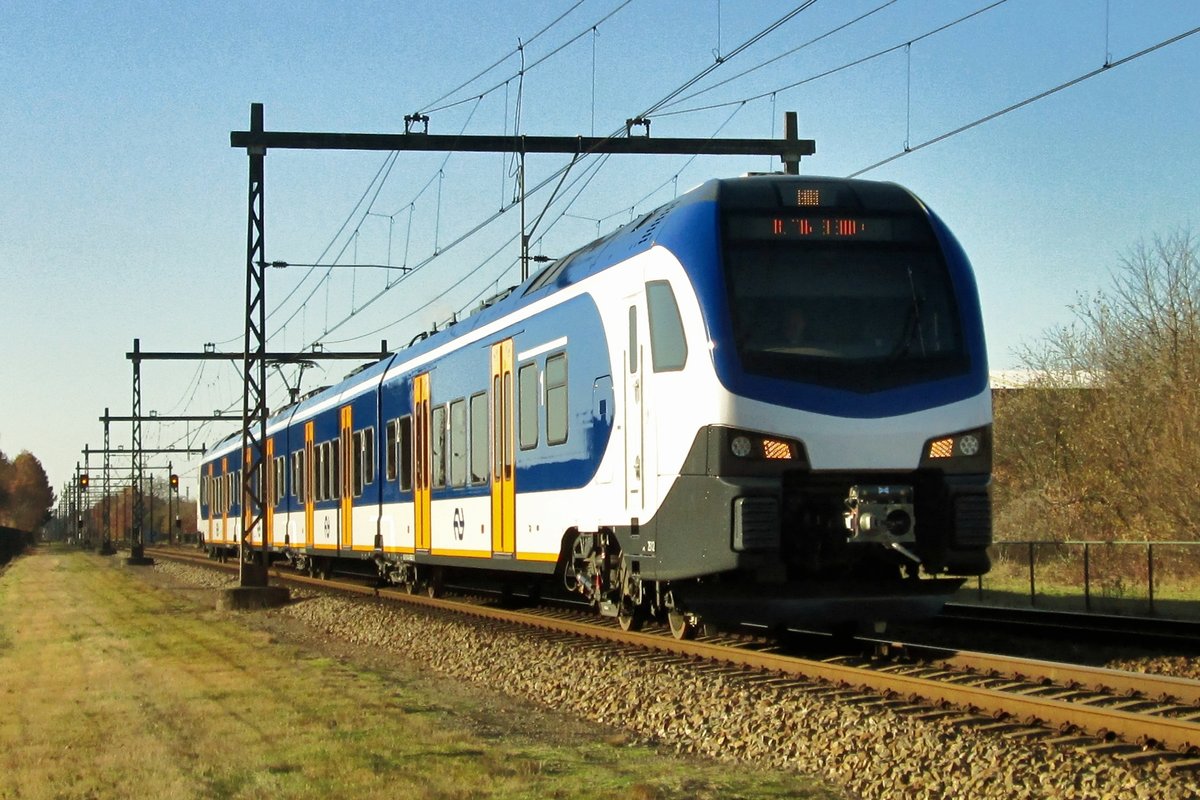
[198,174,991,638]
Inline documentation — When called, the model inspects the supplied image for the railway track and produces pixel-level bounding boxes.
[145,546,1200,769]
[937,602,1200,649]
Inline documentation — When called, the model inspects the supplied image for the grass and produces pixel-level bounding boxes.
[0,550,840,800]
[954,554,1200,618]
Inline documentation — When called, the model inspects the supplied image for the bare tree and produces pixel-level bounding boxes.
[995,230,1200,542]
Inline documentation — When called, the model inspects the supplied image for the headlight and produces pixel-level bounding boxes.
[921,426,992,473]
[711,427,808,475]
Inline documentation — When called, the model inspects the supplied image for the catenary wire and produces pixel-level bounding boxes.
[848,23,1200,177]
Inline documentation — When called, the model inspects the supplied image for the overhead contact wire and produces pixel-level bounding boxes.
[848,23,1200,177]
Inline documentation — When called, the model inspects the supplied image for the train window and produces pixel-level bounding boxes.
[352,431,365,497]
[321,441,330,500]
[646,281,688,372]
[385,419,398,482]
[329,440,340,500]
[296,451,307,503]
[313,445,324,501]
[323,442,333,501]
[449,399,467,487]
[276,457,285,506]
[504,372,514,474]
[518,363,539,450]
[722,213,967,392]
[628,306,638,373]
[469,392,488,485]
[398,416,413,491]
[431,405,447,488]
[493,375,501,480]
[546,353,568,445]
[363,426,375,487]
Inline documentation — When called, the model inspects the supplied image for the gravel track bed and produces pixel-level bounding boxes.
[151,561,1200,800]
[1105,655,1200,682]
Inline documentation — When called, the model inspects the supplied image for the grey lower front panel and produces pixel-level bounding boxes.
[615,474,778,581]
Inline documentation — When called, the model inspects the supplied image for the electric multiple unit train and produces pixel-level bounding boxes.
[199,174,991,637]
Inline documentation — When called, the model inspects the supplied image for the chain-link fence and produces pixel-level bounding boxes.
[956,540,1200,618]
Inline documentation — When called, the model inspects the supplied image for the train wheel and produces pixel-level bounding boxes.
[617,596,644,632]
[426,568,444,599]
[667,609,698,641]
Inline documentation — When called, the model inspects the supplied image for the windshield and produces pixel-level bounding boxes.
[723,215,968,393]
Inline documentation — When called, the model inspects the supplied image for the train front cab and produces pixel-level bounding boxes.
[602,176,993,633]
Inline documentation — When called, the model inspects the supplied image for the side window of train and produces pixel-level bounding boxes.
[385,419,399,482]
[398,416,413,491]
[351,431,365,497]
[645,280,688,372]
[329,440,340,500]
[546,353,568,445]
[296,451,306,503]
[518,363,539,450]
[449,398,467,487]
[314,444,325,501]
[320,442,331,501]
[628,306,638,373]
[469,392,488,485]
[363,426,375,487]
[277,457,286,506]
[431,405,447,488]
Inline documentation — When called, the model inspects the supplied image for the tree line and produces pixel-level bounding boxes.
[0,450,55,533]
[993,229,1200,543]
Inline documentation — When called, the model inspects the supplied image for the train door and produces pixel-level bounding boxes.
[220,457,230,545]
[413,373,432,552]
[241,446,254,548]
[205,463,214,545]
[265,437,275,547]
[624,298,645,513]
[340,405,353,550]
[304,421,315,549]
[490,340,515,555]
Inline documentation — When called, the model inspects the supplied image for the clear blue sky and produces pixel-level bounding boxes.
[3,0,1198,495]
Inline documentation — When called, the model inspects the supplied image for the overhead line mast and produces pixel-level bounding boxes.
[230,102,815,590]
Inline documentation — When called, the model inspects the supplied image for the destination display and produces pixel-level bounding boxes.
[726,214,908,242]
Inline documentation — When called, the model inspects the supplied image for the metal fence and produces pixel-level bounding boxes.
[960,540,1200,618]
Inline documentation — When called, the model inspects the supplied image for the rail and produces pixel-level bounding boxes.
[145,546,1200,759]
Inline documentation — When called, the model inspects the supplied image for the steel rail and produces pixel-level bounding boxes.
[145,547,1200,754]
[919,646,1200,707]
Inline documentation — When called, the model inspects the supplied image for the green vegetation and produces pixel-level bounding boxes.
[0,550,838,800]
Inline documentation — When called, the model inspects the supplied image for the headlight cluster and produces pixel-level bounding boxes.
[729,432,800,461]
[921,426,991,473]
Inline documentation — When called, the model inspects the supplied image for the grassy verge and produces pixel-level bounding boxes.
[0,550,839,800]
